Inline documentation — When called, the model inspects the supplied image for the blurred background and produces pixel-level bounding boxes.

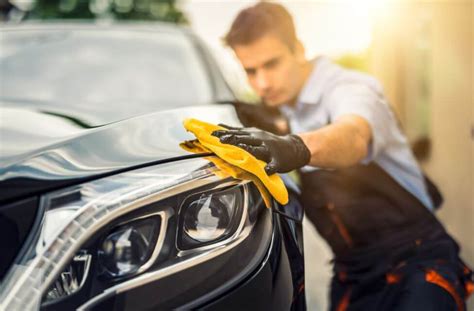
[1,0,472,309]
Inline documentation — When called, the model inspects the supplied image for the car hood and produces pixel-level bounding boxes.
[0,104,240,203]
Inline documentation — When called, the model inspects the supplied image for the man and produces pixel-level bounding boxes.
[212,2,472,310]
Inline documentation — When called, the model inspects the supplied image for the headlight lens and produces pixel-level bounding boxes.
[43,251,91,303]
[98,217,161,278]
[181,187,242,247]
[0,159,266,311]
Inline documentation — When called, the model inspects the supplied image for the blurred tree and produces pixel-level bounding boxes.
[334,49,371,73]
[28,0,188,24]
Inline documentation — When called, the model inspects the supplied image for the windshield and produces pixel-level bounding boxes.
[0,27,214,124]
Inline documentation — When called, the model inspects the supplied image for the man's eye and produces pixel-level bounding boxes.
[265,59,279,69]
[245,68,256,76]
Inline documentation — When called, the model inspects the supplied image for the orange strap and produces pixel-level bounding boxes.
[386,272,401,284]
[425,269,464,311]
[291,283,305,304]
[462,264,474,298]
[327,203,353,247]
[465,281,474,298]
[297,283,305,293]
[336,287,352,311]
[338,270,348,282]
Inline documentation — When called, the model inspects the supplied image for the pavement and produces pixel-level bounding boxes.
[303,217,333,311]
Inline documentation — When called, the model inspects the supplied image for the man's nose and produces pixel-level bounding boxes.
[254,70,270,92]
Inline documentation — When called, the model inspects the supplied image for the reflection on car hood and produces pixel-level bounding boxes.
[0,104,241,203]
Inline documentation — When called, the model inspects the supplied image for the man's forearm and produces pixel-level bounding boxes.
[297,115,372,169]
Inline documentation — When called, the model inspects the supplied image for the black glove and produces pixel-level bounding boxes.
[223,101,289,135]
[212,125,311,175]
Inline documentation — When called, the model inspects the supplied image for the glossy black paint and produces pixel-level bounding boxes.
[0,23,236,204]
[0,105,241,204]
[0,197,38,280]
[200,210,306,310]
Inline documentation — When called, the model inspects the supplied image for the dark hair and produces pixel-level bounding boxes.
[224,2,297,51]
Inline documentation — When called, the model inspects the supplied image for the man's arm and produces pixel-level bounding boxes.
[214,83,385,175]
[298,114,373,169]
[213,114,372,175]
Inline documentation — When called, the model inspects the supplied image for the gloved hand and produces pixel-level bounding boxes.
[212,125,311,175]
[223,101,289,135]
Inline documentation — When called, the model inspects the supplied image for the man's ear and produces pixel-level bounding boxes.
[294,40,306,64]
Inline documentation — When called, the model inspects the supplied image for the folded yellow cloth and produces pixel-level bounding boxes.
[182,118,289,205]
[181,140,273,208]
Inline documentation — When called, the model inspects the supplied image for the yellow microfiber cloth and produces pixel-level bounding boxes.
[181,140,273,208]
[182,118,289,206]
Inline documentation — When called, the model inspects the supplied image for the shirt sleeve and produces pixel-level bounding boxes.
[326,82,394,164]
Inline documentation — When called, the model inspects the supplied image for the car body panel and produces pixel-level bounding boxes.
[0,104,242,203]
[201,214,304,311]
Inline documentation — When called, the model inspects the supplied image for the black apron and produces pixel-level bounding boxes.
[299,163,473,310]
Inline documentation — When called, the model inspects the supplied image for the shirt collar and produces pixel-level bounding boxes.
[286,56,330,112]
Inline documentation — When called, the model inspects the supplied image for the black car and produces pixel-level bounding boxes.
[0,23,306,310]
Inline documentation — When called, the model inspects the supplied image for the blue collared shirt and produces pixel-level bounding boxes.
[280,57,434,210]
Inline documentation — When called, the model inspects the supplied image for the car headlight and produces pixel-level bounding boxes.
[98,216,161,278]
[180,186,243,248]
[0,158,269,310]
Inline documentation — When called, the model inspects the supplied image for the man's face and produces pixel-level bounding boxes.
[233,34,305,107]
